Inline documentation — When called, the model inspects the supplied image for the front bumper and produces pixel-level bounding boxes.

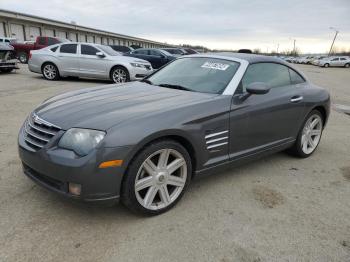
[18,125,133,202]
[129,66,153,81]
[0,61,19,69]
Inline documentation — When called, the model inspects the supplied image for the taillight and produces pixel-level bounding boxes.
[29,52,32,60]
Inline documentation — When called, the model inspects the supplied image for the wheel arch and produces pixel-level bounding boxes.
[312,105,328,127]
[41,61,59,72]
[122,133,198,180]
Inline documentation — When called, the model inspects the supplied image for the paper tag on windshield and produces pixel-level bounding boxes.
[201,62,230,71]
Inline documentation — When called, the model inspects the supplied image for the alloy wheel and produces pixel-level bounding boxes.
[19,53,27,63]
[301,114,323,155]
[112,68,127,83]
[43,64,57,80]
[134,149,187,210]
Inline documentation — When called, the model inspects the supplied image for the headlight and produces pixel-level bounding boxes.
[58,128,105,156]
[130,62,146,68]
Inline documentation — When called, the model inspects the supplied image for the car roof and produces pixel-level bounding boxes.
[186,52,289,64]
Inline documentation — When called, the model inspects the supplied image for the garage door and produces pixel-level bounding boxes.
[56,31,67,39]
[10,23,25,41]
[27,26,41,40]
[0,22,5,37]
[43,29,54,37]
[68,32,77,42]
[95,36,101,44]
[86,35,94,43]
[79,34,86,42]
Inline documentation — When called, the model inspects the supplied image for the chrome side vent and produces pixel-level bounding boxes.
[23,113,61,151]
[205,130,229,150]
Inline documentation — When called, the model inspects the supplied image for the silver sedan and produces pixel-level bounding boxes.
[318,56,350,68]
[28,43,153,83]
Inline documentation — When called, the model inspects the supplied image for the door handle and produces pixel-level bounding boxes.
[290,96,303,103]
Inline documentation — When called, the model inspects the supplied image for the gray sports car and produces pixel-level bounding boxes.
[18,53,330,215]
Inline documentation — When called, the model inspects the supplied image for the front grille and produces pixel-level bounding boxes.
[23,113,61,151]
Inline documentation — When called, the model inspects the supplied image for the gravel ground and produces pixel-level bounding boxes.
[0,64,349,262]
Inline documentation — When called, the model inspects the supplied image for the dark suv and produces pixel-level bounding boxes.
[125,48,175,69]
[109,45,134,53]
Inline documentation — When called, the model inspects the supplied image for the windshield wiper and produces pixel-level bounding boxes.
[158,83,192,92]
[141,79,153,85]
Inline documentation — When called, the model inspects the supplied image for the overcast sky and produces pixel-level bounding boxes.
[1,0,349,53]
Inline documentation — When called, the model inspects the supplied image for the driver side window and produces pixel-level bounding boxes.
[242,63,292,92]
[81,45,99,55]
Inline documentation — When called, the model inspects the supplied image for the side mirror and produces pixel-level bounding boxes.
[96,52,105,58]
[246,82,271,95]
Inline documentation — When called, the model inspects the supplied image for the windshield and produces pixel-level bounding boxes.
[97,45,121,56]
[147,57,240,94]
[164,49,183,55]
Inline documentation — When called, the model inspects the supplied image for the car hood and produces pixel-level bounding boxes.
[34,81,216,130]
[110,55,150,65]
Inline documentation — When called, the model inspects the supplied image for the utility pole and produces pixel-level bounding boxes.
[277,43,279,54]
[293,39,296,55]
[328,27,339,56]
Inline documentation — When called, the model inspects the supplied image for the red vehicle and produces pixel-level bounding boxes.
[11,36,68,64]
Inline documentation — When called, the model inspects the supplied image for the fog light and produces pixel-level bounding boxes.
[69,183,81,196]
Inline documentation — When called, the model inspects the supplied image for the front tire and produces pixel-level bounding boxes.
[324,63,330,68]
[110,66,130,83]
[121,140,192,215]
[42,63,60,81]
[344,63,350,68]
[289,110,324,158]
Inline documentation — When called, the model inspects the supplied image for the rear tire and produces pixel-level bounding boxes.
[42,63,60,81]
[121,140,192,215]
[18,52,28,64]
[288,110,324,158]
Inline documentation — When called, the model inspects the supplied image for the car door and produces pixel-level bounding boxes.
[229,62,306,159]
[330,58,339,66]
[339,57,347,66]
[57,43,79,76]
[149,50,168,68]
[79,44,107,78]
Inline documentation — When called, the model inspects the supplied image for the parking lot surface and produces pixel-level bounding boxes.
[0,64,349,262]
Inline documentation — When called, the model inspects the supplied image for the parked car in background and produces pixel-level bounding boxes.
[0,37,16,44]
[0,43,19,73]
[28,43,153,83]
[11,36,69,64]
[285,57,296,63]
[318,56,350,68]
[18,53,330,215]
[161,48,186,57]
[126,48,176,69]
[183,48,199,54]
[109,45,134,53]
[311,56,327,66]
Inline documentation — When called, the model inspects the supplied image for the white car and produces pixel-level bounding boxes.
[318,56,350,68]
[28,42,153,83]
[0,37,16,44]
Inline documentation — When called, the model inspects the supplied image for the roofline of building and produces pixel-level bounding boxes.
[0,8,172,46]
